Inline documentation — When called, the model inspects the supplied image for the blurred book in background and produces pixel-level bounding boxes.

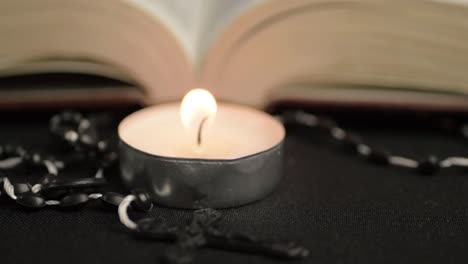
[1,0,468,111]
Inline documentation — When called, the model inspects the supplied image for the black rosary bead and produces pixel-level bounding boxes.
[79,132,98,146]
[99,153,118,170]
[15,146,27,155]
[0,144,15,158]
[340,133,362,151]
[21,152,44,166]
[14,146,28,161]
[102,192,125,206]
[99,161,112,171]
[39,173,55,186]
[41,189,69,200]
[13,183,31,195]
[60,111,74,121]
[132,189,153,212]
[367,148,390,165]
[16,193,46,208]
[60,193,89,207]
[317,118,336,131]
[41,177,107,193]
[280,111,297,125]
[417,155,440,175]
[61,111,83,123]
[71,112,83,123]
[3,145,16,155]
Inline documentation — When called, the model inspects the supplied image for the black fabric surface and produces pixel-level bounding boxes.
[1,109,467,264]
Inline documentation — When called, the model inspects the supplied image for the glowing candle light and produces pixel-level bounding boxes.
[180,88,217,148]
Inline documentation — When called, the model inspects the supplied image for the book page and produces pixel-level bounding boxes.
[0,0,196,104]
[128,0,204,63]
[438,0,468,5]
[129,0,266,66]
[195,0,267,66]
[200,0,468,107]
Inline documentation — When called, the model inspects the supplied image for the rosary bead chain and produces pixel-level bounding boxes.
[0,146,62,200]
[51,111,113,153]
[4,176,121,208]
[49,111,118,169]
[0,145,59,170]
[285,111,468,175]
[0,111,116,207]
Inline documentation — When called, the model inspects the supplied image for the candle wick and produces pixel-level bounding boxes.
[197,116,209,146]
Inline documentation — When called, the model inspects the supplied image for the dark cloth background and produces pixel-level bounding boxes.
[0,108,467,264]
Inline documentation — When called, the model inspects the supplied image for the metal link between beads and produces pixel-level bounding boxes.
[440,157,468,168]
[118,195,138,230]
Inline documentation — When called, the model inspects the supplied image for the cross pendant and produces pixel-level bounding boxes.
[135,208,309,263]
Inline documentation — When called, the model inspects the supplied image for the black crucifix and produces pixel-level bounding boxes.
[134,208,309,263]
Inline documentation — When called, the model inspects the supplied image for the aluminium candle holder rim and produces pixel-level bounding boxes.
[119,138,284,209]
[121,137,283,163]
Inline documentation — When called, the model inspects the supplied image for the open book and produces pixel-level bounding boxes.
[2,0,468,110]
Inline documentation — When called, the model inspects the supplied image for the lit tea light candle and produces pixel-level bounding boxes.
[118,89,285,208]
[179,88,218,155]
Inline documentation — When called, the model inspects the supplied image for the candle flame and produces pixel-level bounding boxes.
[180,89,217,146]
